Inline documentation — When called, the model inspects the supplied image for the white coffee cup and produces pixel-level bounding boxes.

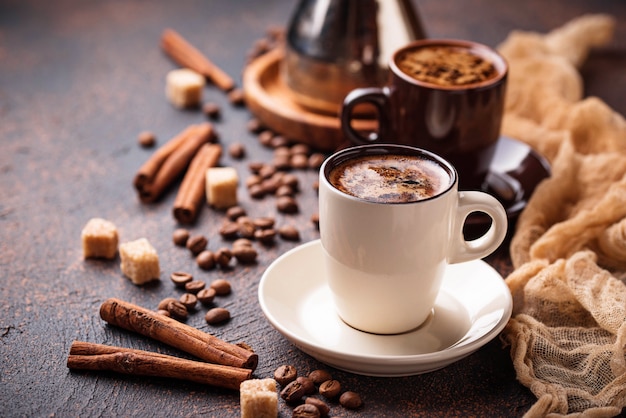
[319,144,507,334]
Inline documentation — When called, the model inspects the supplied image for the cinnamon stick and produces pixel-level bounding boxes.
[173,143,222,224]
[133,124,198,193]
[161,28,235,92]
[67,341,251,390]
[99,298,258,371]
[139,123,214,203]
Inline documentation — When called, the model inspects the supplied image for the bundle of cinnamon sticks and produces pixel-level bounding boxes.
[133,122,222,224]
[67,298,257,390]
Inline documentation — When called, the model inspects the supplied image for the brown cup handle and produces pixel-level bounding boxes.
[341,87,391,145]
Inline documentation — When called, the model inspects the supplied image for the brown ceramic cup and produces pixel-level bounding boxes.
[341,39,508,191]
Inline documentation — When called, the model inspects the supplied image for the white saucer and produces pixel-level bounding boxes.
[258,240,512,377]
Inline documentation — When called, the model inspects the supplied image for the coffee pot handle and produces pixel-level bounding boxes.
[340,87,392,145]
[449,191,508,264]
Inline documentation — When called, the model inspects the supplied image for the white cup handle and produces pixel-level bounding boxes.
[449,191,508,263]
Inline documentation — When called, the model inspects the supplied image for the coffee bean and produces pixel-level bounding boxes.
[291,153,309,169]
[296,376,315,395]
[253,217,275,230]
[172,228,190,246]
[290,143,310,156]
[305,398,330,417]
[277,196,299,214]
[246,175,262,189]
[219,222,240,240]
[261,177,281,194]
[271,135,290,148]
[248,161,265,173]
[197,287,216,305]
[275,185,295,197]
[273,365,297,386]
[278,225,300,241]
[167,300,188,321]
[179,293,197,310]
[292,404,320,418]
[310,213,320,229]
[272,155,291,171]
[137,131,156,148]
[185,280,206,294]
[318,380,341,399]
[226,206,246,221]
[202,102,221,119]
[248,183,266,199]
[228,88,245,106]
[205,307,230,324]
[247,118,263,133]
[186,234,208,255]
[308,369,332,385]
[232,245,257,264]
[237,220,256,239]
[156,309,170,317]
[281,173,300,190]
[228,142,245,159]
[257,130,274,147]
[170,271,193,288]
[158,297,178,311]
[214,248,233,268]
[339,391,362,409]
[308,153,326,169]
[233,238,253,248]
[273,146,290,157]
[210,278,231,295]
[280,380,306,404]
[255,228,276,245]
[196,250,216,270]
[258,164,277,179]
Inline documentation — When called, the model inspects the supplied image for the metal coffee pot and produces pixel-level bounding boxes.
[282,0,425,115]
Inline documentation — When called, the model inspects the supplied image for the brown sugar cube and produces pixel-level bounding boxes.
[240,378,278,418]
[165,68,205,108]
[206,167,239,210]
[119,238,160,285]
[81,218,119,260]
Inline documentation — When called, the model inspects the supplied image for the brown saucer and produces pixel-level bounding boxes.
[464,136,551,239]
[242,48,377,152]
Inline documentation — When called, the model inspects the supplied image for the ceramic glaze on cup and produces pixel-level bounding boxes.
[341,39,508,191]
[319,144,507,334]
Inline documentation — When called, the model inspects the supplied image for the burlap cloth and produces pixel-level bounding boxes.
[495,14,626,417]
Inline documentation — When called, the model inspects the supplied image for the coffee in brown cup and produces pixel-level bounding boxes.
[340,39,508,190]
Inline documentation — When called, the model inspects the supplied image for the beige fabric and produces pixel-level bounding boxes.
[495,14,626,417]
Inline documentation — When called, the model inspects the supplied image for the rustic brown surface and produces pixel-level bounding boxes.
[1,0,624,417]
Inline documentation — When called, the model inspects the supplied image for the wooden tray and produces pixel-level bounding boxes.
[242,48,376,152]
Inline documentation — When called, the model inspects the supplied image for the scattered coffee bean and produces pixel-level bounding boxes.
[278,225,300,241]
[258,130,274,147]
[202,102,221,119]
[296,376,315,395]
[210,278,232,295]
[280,380,306,404]
[308,369,332,385]
[237,218,256,239]
[275,184,295,197]
[312,181,319,193]
[167,300,188,321]
[156,309,171,317]
[247,118,263,133]
[281,173,300,190]
[272,154,291,170]
[232,245,257,264]
[273,146,290,157]
[226,206,246,221]
[253,217,275,230]
[219,222,240,240]
[186,234,208,255]
[214,248,233,268]
[292,403,320,418]
[158,297,178,311]
[261,177,281,194]
[311,213,320,229]
[248,183,266,199]
[228,142,245,159]
[179,293,198,311]
[277,196,299,213]
[318,379,341,399]
[185,280,206,294]
[233,238,253,248]
[170,271,193,288]
[228,88,245,106]
[172,228,190,246]
[196,250,216,270]
[274,365,297,386]
[308,153,326,169]
[248,161,265,174]
[255,228,276,245]
[339,391,362,409]
[137,131,156,148]
[290,143,310,156]
[197,287,216,305]
[305,398,330,417]
[291,153,309,169]
[258,164,276,179]
[205,307,231,324]
[271,135,290,148]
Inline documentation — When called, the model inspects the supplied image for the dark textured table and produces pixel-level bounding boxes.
[1,1,625,416]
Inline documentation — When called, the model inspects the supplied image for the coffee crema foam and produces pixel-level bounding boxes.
[329,154,451,203]
[397,46,497,87]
